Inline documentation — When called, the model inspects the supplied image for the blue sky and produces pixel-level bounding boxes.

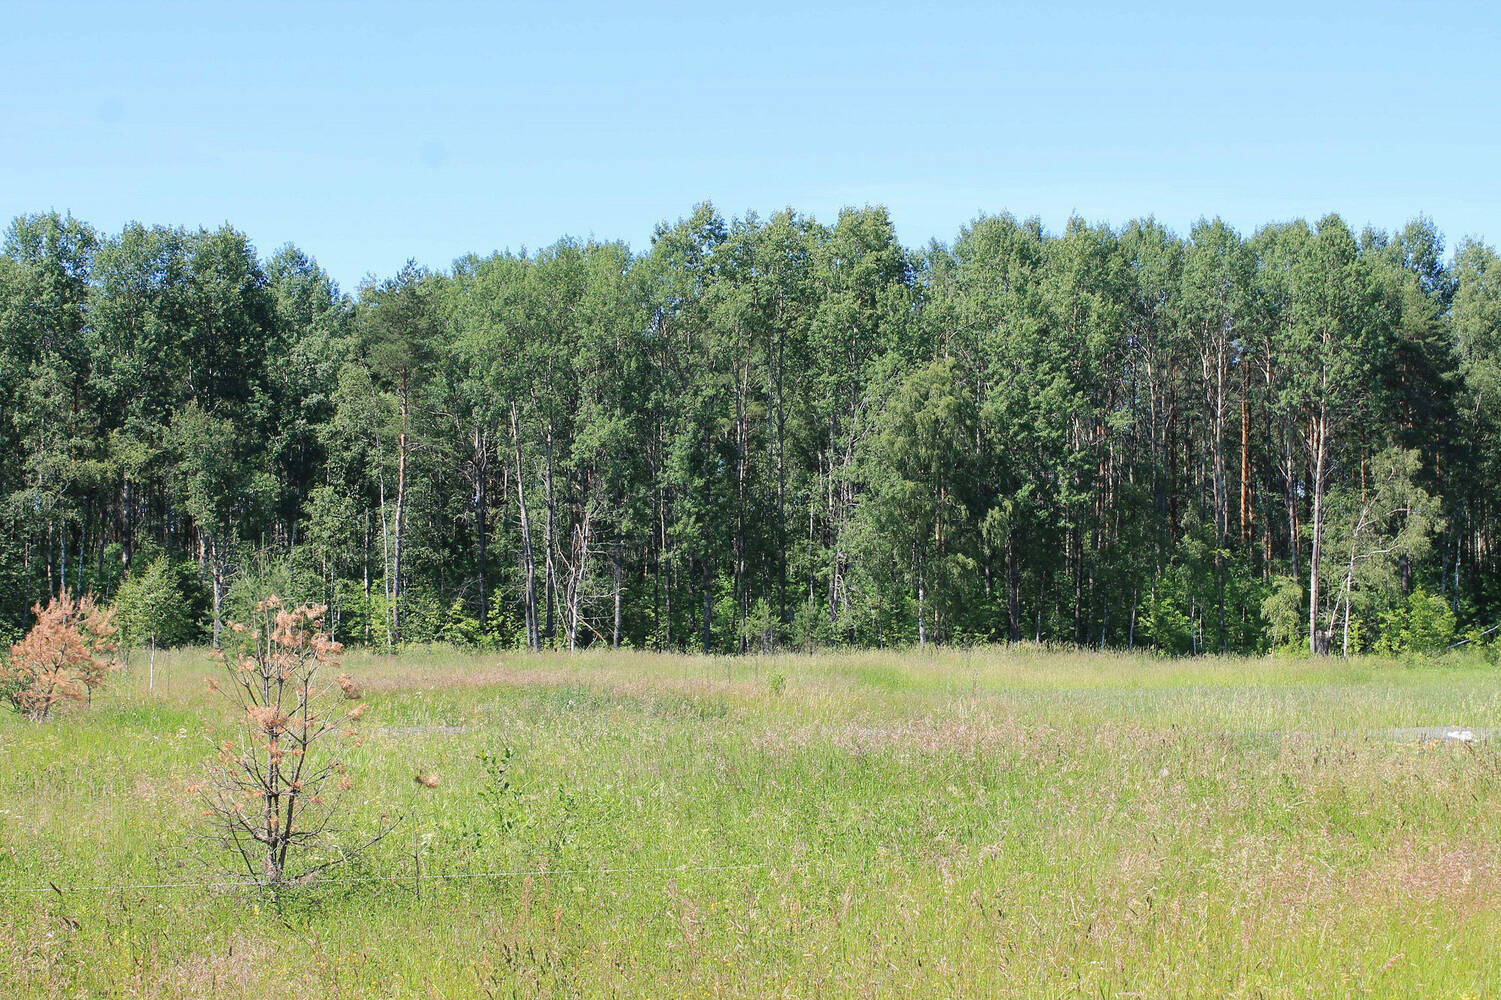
[5,0,1498,291]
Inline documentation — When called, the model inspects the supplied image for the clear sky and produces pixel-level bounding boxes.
[5,0,1498,292]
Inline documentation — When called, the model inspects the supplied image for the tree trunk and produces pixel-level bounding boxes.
[362,508,372,645]
[1308,410,1327,655]
[735,373,749,654]
[511,404,539,651]
[612,543,623,649]
[475,424,489,632]
[208,534,227,649]
[378,470,392,649]
[543,421,556,647]
[391,385,408,645]
[1240,388,1250,543]
[916,553,927,648]
[563,500,592,652]
[701,550,712,654]
[1005,536,1021,643]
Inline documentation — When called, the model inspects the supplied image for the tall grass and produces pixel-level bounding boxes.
[1,645,1498,997]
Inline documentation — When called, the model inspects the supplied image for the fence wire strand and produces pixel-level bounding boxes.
[0,862,772,895]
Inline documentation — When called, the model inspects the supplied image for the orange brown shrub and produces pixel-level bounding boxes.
[3,590,118,722]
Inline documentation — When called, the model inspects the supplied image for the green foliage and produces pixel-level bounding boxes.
[113,556,196,650]
[1,206,1496,656]
[1136,589,1194,655]
[1262,577,1306,652]
[440,599,481,646]
[460,746,524,848]
[224,554,323,625]
[1375,587,1457,655]
[788,600,835,651]
[741,598,778,653]
[394,590,445,645]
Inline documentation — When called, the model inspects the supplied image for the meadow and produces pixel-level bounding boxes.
[2,645,1499,998]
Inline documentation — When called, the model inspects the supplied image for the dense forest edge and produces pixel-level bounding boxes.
[1,204,1498,658]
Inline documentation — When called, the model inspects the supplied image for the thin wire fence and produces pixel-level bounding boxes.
[0,861,773,895]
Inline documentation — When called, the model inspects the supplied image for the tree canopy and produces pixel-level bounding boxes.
[1,205,1496,656]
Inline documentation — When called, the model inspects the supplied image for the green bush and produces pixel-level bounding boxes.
[1136,589,1193,655]
[397,589,445,645]
[114,555,196,650]
[225,554,322,626]
[440,599,481,646]
[1261,576,1306,652]
[1376,587,1456,655]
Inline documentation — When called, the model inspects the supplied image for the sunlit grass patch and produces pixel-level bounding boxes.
[2,646,1499,997]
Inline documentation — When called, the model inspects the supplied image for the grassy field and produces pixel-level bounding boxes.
[2,645,1499,998]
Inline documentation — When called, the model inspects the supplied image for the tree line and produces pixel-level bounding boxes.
[1,204,1497,656]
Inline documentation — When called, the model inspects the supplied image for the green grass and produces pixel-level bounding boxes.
[2,645,1500,998]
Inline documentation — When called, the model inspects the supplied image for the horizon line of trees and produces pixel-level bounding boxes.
[2,203,1498,657]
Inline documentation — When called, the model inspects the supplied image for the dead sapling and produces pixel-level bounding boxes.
[3,590,118,722]
[192,596,393,889]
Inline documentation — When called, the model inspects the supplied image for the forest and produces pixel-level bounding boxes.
[1,204,1497,657]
